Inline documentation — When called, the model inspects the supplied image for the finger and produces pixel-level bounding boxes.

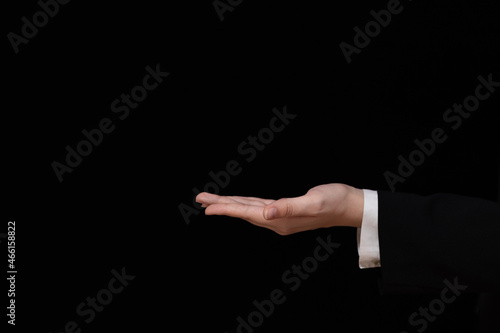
[205,203,266,223]
[196,193,239,206]
[263,195,318,220]
[228,196,275,206]
[197,193,272,207]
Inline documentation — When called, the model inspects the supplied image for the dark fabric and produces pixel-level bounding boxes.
[477,293,500,333]
[377,191,500,294]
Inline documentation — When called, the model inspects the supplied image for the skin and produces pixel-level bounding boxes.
[196,183,365,235]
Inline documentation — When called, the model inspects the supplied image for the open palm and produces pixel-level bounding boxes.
[196,183,364,235]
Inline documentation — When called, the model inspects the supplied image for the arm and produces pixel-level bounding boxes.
[196,184,500,292]
[377,191,500,293]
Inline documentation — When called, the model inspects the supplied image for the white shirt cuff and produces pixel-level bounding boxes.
[357,189,381,269]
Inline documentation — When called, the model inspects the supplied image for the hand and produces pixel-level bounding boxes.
[196,183,364,235]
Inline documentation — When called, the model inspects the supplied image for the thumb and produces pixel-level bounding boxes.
[263,196,312,220]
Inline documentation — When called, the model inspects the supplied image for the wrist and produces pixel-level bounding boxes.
[343,186,364,228]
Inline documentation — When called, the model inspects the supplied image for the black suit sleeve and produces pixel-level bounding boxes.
[377,191,500,294]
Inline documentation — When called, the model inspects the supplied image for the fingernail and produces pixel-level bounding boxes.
[265,208,277,220]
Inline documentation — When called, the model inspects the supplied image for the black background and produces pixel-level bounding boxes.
[4,0,500,332]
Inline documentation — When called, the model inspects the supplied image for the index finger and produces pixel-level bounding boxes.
[205,202,264,222]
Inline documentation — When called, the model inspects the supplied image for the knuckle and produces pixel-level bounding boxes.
[307,193,326,213]
[283,201,294,217]
[316,197,326,213]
